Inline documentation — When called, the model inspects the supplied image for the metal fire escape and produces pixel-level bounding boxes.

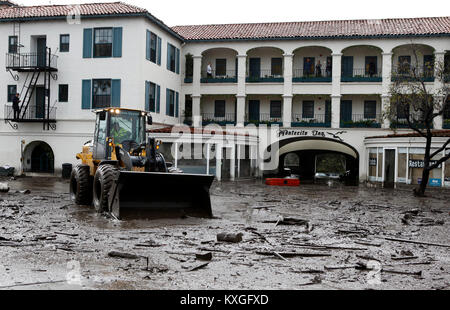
[4,22,58,130]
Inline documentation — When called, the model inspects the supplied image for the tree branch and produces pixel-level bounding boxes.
[430,137,450,159]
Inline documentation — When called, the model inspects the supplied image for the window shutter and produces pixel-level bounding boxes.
[175,92,179,117]
[82,29,92,58]
[175,48,180,74]
[82,80,91,109]
[145,81,150,111]
[113,27,122,58]
[156,85,160,113]
[166,89,170,116]
[111,79,121,107]
[167,43,170,70]
[157,37,162,66]
[146,30,150,61]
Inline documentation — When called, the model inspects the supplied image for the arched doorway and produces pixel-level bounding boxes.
[265,137,360,185]
[23,141,54,173]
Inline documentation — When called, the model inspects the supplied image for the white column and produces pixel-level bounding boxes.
[237,144,241,178]
[236,95,246,127]
[283,95,292,128]
[434,51,446,130]
[230,145,236,181]
[215,144,222,181]
[192,95,201,127]
[193,55,202,96]
[331,53,342,129]
[382,53,393,129]
[206,143,210,174]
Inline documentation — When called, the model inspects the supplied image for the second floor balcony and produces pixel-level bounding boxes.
[5,50,58,72]
[245,113,283,126]
[292,113,331,127]
[246,69,284,83]
[340,114,382,128]
[201,70,237,83]
[341,68,382,82]
[4,104,57,122]
[293,69,332,83]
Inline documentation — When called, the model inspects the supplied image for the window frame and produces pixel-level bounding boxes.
[7,85,16,102]
[167,89,175,116]
[167,43,176,72]
[364,100,377,119]
[8,36,18,54]
[270,100,282,118]
[271,58,283,76]
[93,28,113,58]
[58,84,69,102]
[92,79,112,109]
[148,82,156,112]
[59,34,70,52]
[214,100,226,118]
[302,101,314,119]
[150,32,157,63]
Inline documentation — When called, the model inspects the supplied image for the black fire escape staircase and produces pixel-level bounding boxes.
[4,42,58,130]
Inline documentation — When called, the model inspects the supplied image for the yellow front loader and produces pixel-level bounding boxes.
[69,108,214,219]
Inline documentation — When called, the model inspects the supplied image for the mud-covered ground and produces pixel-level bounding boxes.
[0,176,449,290]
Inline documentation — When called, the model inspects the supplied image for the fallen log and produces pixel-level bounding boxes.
[383,237,450,248]
[256,251,331,258]
[107,251,140,259]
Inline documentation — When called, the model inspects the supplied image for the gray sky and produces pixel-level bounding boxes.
[13,0,450,26]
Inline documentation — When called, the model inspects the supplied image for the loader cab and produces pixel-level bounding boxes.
[93,109,150,160]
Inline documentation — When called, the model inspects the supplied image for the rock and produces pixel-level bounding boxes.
[107,251,140,259]
[0,183,9,193]
[217,233,243,243]
[196,252,213,261]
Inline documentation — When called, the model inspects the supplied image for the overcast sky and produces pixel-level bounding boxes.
[13,0,450,26]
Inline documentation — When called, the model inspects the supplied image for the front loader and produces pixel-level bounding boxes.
[70,108,214,219]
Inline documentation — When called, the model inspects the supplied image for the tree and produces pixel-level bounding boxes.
[385,44,449,196]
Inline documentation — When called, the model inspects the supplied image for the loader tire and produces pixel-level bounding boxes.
[93,164,117,213]
[70,164,92,205]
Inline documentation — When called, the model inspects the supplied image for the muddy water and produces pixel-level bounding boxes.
[0,177,449,290]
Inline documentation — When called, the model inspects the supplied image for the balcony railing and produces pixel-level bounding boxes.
[341,68,382,82]
[201,113,236,125]
[245,113,282,125]
[340,114,381,128]
[292,114,331,127]
[6,51,58,71]
[201,70,237,83]
[391,66,435,82]
[246,69,284,83]
[293,68,332,82]
[4,104,57,122]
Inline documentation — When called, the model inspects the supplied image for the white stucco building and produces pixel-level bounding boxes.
[0,1,449,186]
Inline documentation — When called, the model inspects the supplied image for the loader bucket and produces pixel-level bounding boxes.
[108,171,214,220]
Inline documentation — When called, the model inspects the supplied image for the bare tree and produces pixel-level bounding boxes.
[385,44,449,196]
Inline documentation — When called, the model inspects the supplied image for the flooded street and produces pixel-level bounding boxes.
[0,176,449,290]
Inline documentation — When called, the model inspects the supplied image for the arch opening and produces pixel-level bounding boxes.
[23,141,54,173]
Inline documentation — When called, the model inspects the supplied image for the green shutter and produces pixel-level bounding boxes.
[146,30,150,61]
[175,91,179,117]
[175,48,180,74]
[167,43,171,70]
[111,79,121,107]
[83,29,92,58]
[166,89,171,116]
[145,81,150,111]
[113,27,122,58]
[156,85,160,113]
[157,37,162,66]
[82,80,91,109]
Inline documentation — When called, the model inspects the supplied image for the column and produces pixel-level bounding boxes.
[381,52,393,129]
[192,95,201,127]
[434,51,446,130]
[236,95,246,127]
[283,53,294,128]
[331,53,342,129]
[283,95,293,127]
[230,145,236,181]
[215,144,222,181]
[236,54,247,127]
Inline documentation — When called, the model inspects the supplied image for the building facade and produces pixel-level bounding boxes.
[0,2,449,185]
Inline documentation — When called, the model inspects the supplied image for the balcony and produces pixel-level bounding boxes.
[245,113,282,126]
[201,70,237,83]
[391,66,435,82]
[246,69,284,83]
[293,69,332,83]
[292,114,331,127]
[341,68,382,82]
[201,113,236,125]
[5,51,58,72]
[340,114,381,128]
[4,104,56,122]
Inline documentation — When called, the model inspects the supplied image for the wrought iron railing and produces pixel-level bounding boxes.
[246,69,284,82]
[293,68,332,78]
[201,113,236,124]
[292,114,331,127]
[340,114,381,128]
[5,51,58,70]
[341,68,382,81]
[4,104,56,121]
[201,70,237,83]
[245,113,282,124]
[391,66,434,82]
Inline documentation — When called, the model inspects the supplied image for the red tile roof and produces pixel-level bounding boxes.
[0,2,146,19]
[172,17,450,41]
[366,130,450,139]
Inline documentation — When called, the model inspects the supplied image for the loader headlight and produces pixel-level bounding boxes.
[114,109,120,114]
